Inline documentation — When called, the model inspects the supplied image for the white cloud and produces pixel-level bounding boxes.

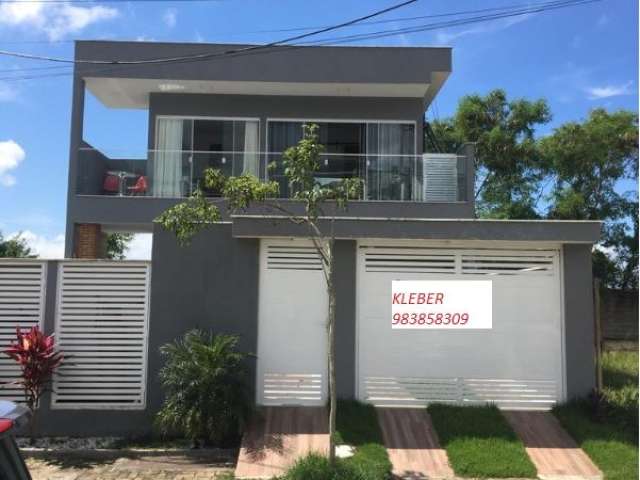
[0,2,118,40]
[0,140,25,187]
[0,82,18,102]
[162,8,177,29]
[124,233,153,260]
[10,230,65,258]
[434,14,530,44]
[596,14,609,28]
[585,81,634,100]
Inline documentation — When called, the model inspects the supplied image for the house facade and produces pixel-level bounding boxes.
[47,40,602,436]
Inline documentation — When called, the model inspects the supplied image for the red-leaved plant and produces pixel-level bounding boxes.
[4,326,63,443]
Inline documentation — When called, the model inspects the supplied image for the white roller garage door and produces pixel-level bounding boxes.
[256,239,328,406]
[357,242,565,410]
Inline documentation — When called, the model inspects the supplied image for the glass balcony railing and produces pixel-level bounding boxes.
[76,148,468,202]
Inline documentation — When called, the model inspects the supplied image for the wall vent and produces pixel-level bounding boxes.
[266,245,323,271]
[52,261,150,409]
[0,261,46,401]
[364,249,456,274]
[262,373,323,405]
[362,376,557,410]
[461,252,555,276]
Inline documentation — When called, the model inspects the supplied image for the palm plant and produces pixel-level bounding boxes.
[156,329,251,446]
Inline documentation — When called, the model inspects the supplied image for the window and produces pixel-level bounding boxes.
[267,120,415,200]
[152,117,259,197]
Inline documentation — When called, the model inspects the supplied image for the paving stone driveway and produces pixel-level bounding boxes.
[26,451,234,480]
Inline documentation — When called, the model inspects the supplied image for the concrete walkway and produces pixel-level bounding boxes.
[376,408,454,480]
[234,406,329,479]
[26,451,234,480]
[504,411,603,480]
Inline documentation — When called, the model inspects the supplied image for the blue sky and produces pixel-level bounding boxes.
[0,0,637,258]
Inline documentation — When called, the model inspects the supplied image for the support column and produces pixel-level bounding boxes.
[74,223,104,259]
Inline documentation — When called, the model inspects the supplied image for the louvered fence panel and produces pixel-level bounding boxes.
[52,261,150,409]
[0,261,47,401]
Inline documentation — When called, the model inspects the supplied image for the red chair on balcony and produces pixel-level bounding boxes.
[103,173,120,194]
[128,175,148,196]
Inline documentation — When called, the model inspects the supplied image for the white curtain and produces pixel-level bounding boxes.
[242,121,260,177]
[153,118,183,197]
[378,124,403,200]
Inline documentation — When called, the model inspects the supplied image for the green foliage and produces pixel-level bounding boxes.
[553,350,638,480]
[155,190,221,246]
[222,174,280,211]
[431,89,551,219]
[155,330,251,446]
[334,400,391,480]
[428,404,537,478]
[282,453,377,480]
[202,167,227,194]
[432,92,638,288]
[0,231,35,258]
[104,233,133,260]
[282,124,362,218]
[540,109,638,289]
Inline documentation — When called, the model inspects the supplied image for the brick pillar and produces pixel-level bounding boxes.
[74,223,104,259]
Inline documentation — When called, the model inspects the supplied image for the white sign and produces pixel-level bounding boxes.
[391,280,492,329]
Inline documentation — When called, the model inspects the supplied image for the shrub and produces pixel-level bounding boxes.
[156,329,251,446]
[4,326,63,443]
[283,453,365,480]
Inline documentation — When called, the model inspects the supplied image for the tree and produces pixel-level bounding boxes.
[156,124,360,464]
[0,231,35,258]
[430,89,551,218]
[105,232,134,260]
[539,109,638,289]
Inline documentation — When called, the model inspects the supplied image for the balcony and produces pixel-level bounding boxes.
[76,147,470,203]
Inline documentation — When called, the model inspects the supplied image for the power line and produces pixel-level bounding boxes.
[295,0,598,46]
[0,0,418,65]
[0,0,592,45]
[0,0,226,3]
[0,0,600,83]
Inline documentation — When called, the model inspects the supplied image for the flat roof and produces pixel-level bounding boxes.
[75,40,452,109]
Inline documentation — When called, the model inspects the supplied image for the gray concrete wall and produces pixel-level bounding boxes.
[334,241,357,399]
[74,41,451,87]
[233,217,602,243]
[36,227,261,437]
[146,224,260,410]
[18,235,600,436]
[563,244,596,399]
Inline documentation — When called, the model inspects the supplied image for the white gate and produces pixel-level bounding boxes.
[52,261,151,409]
[256,239,328,406]
[0,261,47,401]
[357,242,564,410]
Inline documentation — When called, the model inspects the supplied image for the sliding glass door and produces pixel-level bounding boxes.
[152,117,259,197]
[268,120,415,200]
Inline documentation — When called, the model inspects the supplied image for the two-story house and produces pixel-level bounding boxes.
[52,40,600,436]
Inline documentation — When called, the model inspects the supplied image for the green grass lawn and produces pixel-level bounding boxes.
[283,401,391,480]
[428,404,537,478]
[334,400,392,480]
[553,349,639,480]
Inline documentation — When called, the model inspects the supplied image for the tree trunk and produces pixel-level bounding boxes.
[327,274,337,466]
